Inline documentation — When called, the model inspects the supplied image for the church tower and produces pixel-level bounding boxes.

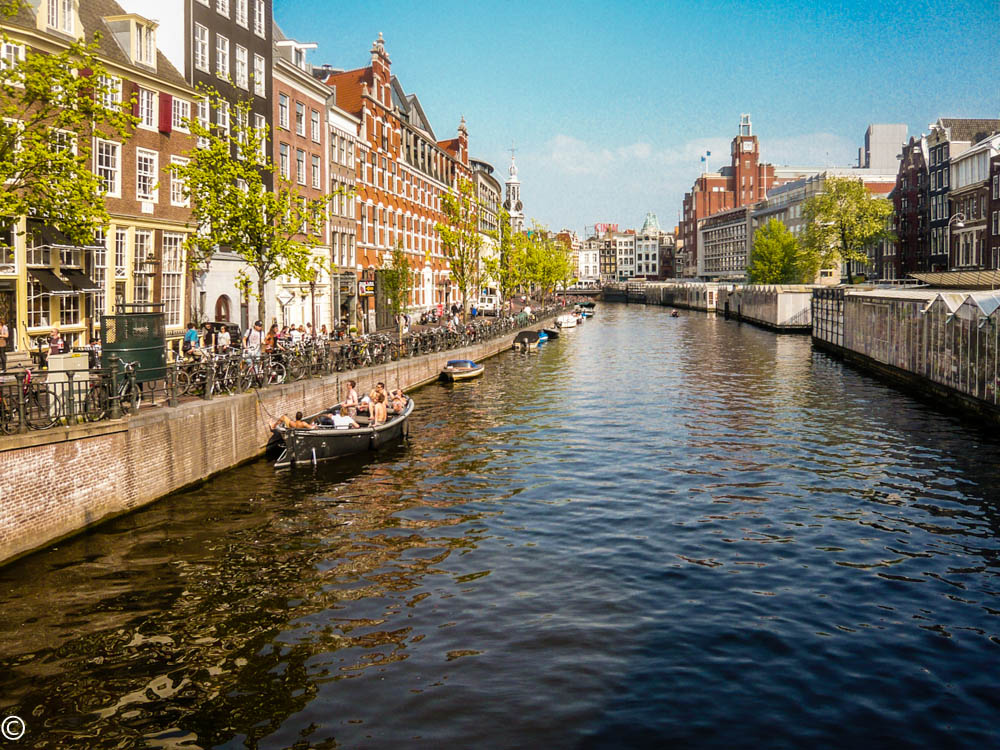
[504,150,524,233]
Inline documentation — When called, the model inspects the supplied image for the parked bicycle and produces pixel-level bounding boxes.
[0,369,63,432]
[84,361,140,421]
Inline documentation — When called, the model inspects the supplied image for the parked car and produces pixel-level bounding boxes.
[477,294,499,315]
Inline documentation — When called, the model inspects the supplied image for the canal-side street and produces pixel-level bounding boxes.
[2,303,999,749]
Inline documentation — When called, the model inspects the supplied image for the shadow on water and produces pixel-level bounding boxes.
[1,303,999,748]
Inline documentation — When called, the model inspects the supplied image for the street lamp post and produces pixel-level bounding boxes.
[309,278,316,340]
[947,212,967,268]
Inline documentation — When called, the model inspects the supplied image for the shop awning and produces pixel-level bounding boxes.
[62,268,102,292]
[30,268,75,296]
[27,222,104,250]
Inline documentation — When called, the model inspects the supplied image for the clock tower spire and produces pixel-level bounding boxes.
[504,144,524,233]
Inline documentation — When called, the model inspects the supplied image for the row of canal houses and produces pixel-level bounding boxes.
[1,0,480,367]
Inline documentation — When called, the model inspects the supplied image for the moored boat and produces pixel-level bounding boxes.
[513,330,540,350]
[542,327,560,339]
[537,330,549,343]
[272,398,414,468]
[440,359,484,381]
[556,313,577,328]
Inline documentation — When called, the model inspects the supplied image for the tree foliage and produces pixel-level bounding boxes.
[483,206,525,312]
[380,243,411,339]
[176,89,329,324]
[746,218,818,284]
[0,28,136,245]
[436,176,483,318]
[802,176,894,281]
[523,223,575,300]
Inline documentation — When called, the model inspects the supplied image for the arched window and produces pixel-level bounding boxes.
[215,294,231,322]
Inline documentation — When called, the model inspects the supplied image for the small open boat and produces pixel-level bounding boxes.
[272,398,414,468]
[556,313,577,328]
[440,359,484,381]
[513,330,540,350]
[577,300,596,309]
[537,330,549,343]
[542,327,560,339]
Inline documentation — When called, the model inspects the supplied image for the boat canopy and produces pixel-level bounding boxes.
[446,359,477,367]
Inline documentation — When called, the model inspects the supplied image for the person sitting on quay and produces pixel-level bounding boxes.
[269,411,316,430]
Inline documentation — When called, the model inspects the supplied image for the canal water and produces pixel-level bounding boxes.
[2,304,1000,749]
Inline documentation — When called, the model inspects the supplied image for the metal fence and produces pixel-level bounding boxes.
[0,309,555,435]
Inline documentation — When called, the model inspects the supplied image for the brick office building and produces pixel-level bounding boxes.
[1,0,196,362]
[678,114,780,276]
[318,34,470,329]
[894,135,929,277]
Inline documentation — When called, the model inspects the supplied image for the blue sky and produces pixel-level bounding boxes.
[274,0,999,236]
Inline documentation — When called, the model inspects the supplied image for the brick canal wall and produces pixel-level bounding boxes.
[0,320,552,566]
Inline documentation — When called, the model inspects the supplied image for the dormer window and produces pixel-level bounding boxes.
[134,23,155,66]
[47,0,74,35]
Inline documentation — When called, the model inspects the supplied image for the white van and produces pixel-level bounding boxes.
[477,293,498,315]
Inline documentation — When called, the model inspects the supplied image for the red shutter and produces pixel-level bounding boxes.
[159,92,173,134]
[130,82,140,117]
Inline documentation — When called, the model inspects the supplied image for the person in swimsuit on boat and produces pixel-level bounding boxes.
[371,391,388,426]
[269,411,317,430]
[340,379,359,416]
[390,389,407,414]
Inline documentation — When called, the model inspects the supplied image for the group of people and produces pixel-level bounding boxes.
[269,379,408,432]
[183,320,345,362]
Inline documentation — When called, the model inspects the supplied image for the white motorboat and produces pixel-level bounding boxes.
[556,313,577,328]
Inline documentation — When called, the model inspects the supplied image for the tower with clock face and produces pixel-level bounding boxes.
[503,150,524,233]
[731,113,761,203]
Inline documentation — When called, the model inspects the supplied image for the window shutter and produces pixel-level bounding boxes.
[159,92,173,134]
[130,82,140,117]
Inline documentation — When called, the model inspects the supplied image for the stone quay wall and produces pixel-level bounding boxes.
[0,319,552,566]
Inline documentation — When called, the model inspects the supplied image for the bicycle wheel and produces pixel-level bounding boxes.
[0,399,17,434]
[238,370,257,392]
[175,367,192,396]
[287,358,305,381]
[119,384,139,415]
[26,387,62,430]
[83,385,109,422]
[266,361,286,385]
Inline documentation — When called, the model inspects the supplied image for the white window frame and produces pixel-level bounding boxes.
[296,148,305,184]
[138,87,156,129]
[253,54,265,97]
[194,23,209,72]
[254,113,266,158]
[162,232,184,327]
[235,0,248,27]
[115,228,127,277]
[94,138,121,198]
[216,100,230,137]
[278,94,289,129]
[279,142,289,179]
[170,156,189,207]
[295,101,305,136]
[311,154,320,188]
[97,75,121,109]
[171,97,190,132]
[134,23,155,66]
[196,99,210,148]
[310,109,320,142]
[235,45,248,89]
[216,0,230,17]
[133,230,152,303]
[135,147,159,202]
[253,0,265,37]
[215,34,230,79]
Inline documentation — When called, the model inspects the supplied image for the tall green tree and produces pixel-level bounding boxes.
[746,218,818,284]
[436,176,483,319]
[176,89,329,325]
[380,243,411,341]
[523,224,574,301]
[0,27,136,246]
[483,207,526,313]
[802,176,894,283]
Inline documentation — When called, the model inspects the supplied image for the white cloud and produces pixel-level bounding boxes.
[519,131,862,233]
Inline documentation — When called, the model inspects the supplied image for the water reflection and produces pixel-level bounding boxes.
[1,304,999,748]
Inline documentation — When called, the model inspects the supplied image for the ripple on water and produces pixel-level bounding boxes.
[1,306,1000,748]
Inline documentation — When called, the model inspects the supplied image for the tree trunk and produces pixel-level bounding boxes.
[256,268,267,326]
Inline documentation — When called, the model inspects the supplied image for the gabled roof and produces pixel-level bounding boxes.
[320,66,373,118]
[6,0,185,87]
[934,118,1000,144]
[437,137,460,157]
[401,87,434,139]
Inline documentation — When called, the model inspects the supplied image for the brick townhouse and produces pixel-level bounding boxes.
[1,0,195,362]
[317,34,470,331]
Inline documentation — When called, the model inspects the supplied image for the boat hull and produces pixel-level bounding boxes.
[441,365,484,381]
[273,399,413,468]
